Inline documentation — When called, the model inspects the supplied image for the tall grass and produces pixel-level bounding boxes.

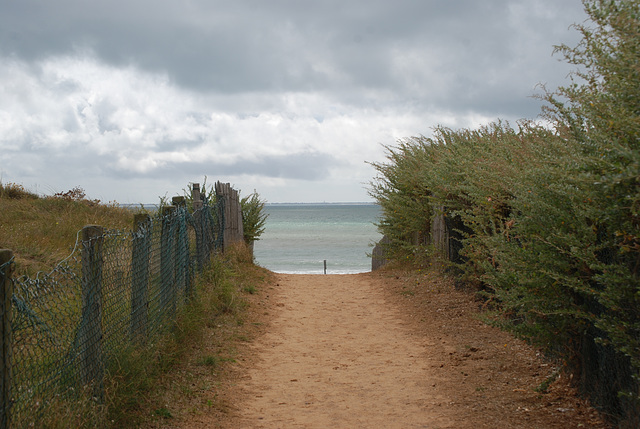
[105,242,269,427]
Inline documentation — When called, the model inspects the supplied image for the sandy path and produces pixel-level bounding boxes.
[173,270,606,428]
[233,274,454,428]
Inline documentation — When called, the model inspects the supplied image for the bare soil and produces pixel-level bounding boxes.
[167,269,609,428]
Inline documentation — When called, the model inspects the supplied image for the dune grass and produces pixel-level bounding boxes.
[0,183,133,275]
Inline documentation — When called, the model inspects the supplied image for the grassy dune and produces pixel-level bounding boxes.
[0,183,133,275]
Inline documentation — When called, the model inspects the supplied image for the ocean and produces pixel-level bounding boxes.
[253,203,382,274]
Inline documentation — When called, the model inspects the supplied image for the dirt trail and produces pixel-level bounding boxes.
[179,271,607,428]
[234,274,453,428]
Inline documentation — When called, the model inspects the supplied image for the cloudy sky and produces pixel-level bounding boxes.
[1,0,587,203]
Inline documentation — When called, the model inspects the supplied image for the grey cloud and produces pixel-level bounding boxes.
[211,152,342,180]
[102,151,342,181]
[6,132,339,183]
[1,0,585,114]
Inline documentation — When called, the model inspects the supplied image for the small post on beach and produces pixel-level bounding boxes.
[324,260,327,275]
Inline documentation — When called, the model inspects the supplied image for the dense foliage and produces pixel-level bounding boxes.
[369,1,639,423]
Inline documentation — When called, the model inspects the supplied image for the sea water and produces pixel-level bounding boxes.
[253,204,382,274]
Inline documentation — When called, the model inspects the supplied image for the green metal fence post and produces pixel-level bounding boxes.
[80,225,105,400]
[131,214,150,343]
[0,250,14,429]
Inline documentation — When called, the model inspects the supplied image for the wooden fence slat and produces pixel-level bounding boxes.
[192,184,206,271]
[80,225,105,400]
[215,182,244,251]
[371,235,391,271]
[131,214,150,343]
[430,206,449,261]
[161,206,176,316]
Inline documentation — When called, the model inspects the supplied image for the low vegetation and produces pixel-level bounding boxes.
[369,1,639,425]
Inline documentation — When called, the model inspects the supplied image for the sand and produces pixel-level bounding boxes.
[235,274,453,428]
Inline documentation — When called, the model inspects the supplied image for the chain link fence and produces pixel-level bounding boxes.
[0,196,226,428]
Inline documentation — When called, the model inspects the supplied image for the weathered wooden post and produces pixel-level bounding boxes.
[215,182,244,252]
[371,235,391,271]
[214,196,225,252]
[430,206,449,263]
[172,196,186,208]
[131,214,150,343]
[161,206,176,315]
[79,225,105,399]
[192,184,203,211]
[0,250,14,429]
[172,197,188,300]
[192,184,206,272]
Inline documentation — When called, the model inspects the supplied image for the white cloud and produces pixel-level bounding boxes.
[0,1,588,202]
[0,54,402,201]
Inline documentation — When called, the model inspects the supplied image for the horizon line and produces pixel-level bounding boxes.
[119,201,378,207]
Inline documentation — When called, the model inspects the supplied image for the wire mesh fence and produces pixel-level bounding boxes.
[0,197,225,428]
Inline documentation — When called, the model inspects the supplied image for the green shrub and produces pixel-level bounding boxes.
[368,0,640,422]
[240,190,268,244]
